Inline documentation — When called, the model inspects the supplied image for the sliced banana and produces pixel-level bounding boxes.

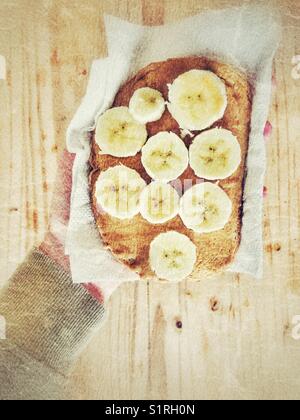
[129,87,166,124]
[95,165,146,220]
[179,182,232,233]
[141,132,189,182]
[189,128,241,180]
[168,70,227,131]
[95,107,147,157]
[140,181,180,224]
[149,231,197,281]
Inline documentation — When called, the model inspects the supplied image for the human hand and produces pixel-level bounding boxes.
[39,150,105,303]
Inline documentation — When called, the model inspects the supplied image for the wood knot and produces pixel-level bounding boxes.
[265,242,282,253]
[176,320,183,329]
[210,297,220,312]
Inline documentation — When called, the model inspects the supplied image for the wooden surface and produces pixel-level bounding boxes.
[0,0,300,400]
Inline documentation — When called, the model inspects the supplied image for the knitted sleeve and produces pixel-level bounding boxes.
[0,249,105,400]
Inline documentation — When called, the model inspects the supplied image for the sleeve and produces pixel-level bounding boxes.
[0,249,105,400]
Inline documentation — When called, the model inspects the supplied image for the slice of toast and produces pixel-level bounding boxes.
[90,56,252,280]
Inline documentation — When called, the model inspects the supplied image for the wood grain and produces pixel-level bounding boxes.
[0,0,300,400]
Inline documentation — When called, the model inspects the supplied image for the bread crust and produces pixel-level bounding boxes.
[89,56,252,280]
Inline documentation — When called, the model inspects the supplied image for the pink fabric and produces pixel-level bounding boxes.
[264,121,273,139]
[263,186,268,199]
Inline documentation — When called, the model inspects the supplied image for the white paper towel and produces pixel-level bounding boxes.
[66,4,281,286]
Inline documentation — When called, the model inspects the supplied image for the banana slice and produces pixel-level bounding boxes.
[149,231,197,281]
[140,181,180,224]
[189,128,241,180]
[179,182,232,233]
[168,70,227,131]
[95,165,146,220]
[95,107,147,157]
[141,132,189,182]
[129,87,166,124]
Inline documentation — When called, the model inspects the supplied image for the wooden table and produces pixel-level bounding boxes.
[1,0,300,400]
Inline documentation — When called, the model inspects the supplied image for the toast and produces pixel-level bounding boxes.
[90,56,252,280]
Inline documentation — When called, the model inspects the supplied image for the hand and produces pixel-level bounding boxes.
[39,150,105,303]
